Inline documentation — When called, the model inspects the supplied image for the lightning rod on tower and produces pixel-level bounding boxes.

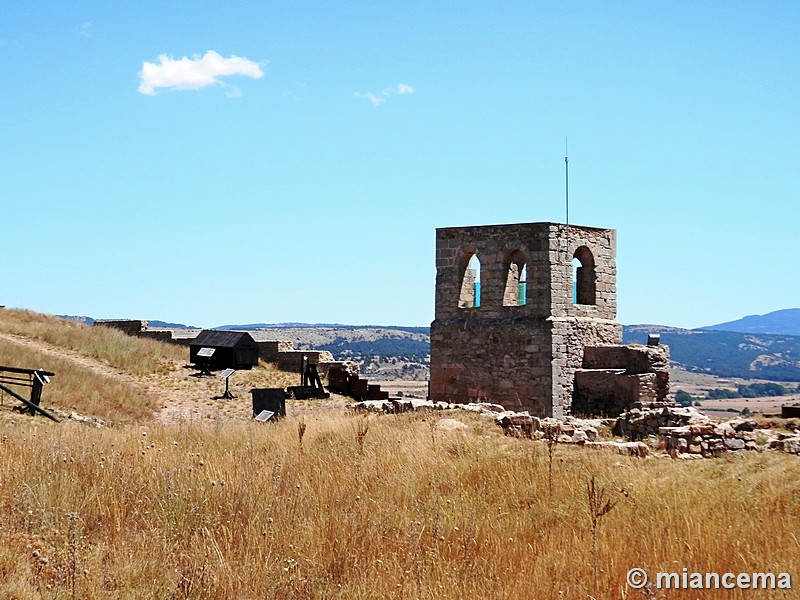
[565,137,569,227]
[564,137,570,260]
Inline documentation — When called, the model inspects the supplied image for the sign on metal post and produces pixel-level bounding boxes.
[216,368,236,400]
[195,347,215,376]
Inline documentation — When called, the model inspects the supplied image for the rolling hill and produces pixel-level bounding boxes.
[623,325,800,381]
[699,308,800,336]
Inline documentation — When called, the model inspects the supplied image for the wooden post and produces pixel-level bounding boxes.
[31,375,43,406]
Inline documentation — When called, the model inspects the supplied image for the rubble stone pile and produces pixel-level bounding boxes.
[496,413,601,442]
[329,363,389,401]
[352,400,647,455]
[495,412,649,456]
[613,405,797,458]
[350,398,505,415]
[348,400,800,459]
[661,419,764,458]
[613,405,711,439]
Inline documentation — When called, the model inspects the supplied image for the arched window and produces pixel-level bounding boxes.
[572,246,596,305]
[458,254,481,308]
[503,251,527,306]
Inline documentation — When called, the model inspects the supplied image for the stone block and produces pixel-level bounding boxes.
[256,340,295,362]
[582,344,670,372]
[724,438,746,450]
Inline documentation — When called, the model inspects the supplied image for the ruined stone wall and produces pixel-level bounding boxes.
[552,318,623,414]
[94,322,194,346]
[581,344,670,373]
[573,344,670,416]
[137,330,175,344]
[429,222,621,416]
[277,350,336,372]
[258,340,295,362]
[94,320,147,336]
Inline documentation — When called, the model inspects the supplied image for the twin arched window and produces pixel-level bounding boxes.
[458,251,527,309]
[457,246,595,308]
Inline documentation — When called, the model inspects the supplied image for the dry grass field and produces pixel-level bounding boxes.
[0,309,798,599]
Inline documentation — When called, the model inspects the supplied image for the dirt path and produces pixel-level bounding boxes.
[0,332,149,390]
[0,332,336,425]
[0,332,220,424]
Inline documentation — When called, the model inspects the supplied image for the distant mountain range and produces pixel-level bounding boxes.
[215,323,429,334]
[699,308,800,336]
[622,326,800,382]
[58,310,800,382]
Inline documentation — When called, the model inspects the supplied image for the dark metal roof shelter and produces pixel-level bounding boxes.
[189,330,259,370]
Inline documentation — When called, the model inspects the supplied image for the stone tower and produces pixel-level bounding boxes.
[429,222,622,417]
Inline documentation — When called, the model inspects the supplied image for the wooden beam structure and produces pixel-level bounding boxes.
[0,366,60,423]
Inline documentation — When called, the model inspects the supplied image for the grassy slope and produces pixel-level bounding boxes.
[0,309,185,422]
[0,309,300,424]
[0,339,159,423]
[0,309,185,376]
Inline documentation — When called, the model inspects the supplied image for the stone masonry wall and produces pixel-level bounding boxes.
[551,317,622,415]
[429,222,621,417]
[137,330,175,344]
[258,340,295,362]
[573,344,670,416]
[429,316,554,414]
[277,350,336,373]
[94,320,147,336]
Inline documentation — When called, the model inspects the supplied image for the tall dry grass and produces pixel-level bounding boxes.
[0,412,797,599]
[0,309,184,376]
[0,338,158,424]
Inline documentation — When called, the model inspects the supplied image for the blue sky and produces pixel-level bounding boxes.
[2,1,798,329]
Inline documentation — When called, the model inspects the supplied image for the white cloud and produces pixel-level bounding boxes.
[138,50,264,95]
[355,92,386,106]
[356,83,414,106]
